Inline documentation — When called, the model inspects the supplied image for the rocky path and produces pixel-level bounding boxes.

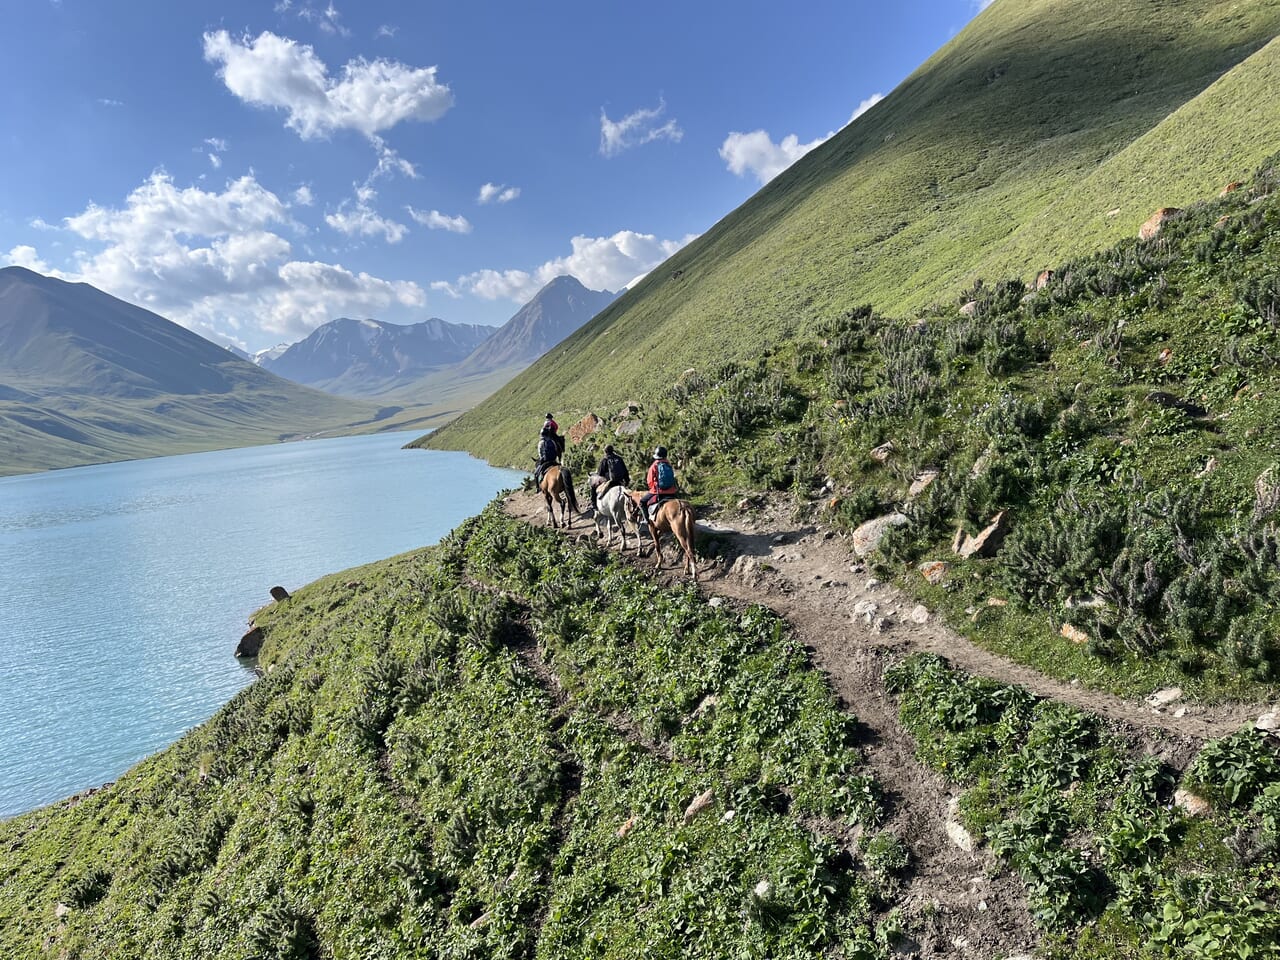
[503,491,1272,959]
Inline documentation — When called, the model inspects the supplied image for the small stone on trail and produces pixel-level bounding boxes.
[865,578,881,590]
[854,600,879,617]
[55,902,71,919]
[772,534,786,544]
[946,820,975,852]
[708,596,724,608]
[1256,710,1280,736]
[872,617,888,634]
[1145,687,1183,709]
[909,605,930,625]
[1173,707,1187,719]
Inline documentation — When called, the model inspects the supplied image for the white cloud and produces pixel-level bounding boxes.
[204,137,229,152]
[370,137,417,180]
[97,98,123,108]
[719,130,827,185]
[292,185,314,206]
[407,207,472,233]
[208,152,222,169]
[3,245,51,273]
[202,30,453,140]
[437,229,696,302]
[325,190,408,243]
[376,23,397,38]
[850,93,884,122]
[599,99,683,157]
[720,91,885,185]
[28,170,424,342]
[477,182,520,204]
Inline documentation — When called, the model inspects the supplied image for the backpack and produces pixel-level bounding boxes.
[655,460,676,491]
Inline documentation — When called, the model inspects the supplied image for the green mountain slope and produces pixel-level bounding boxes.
[0,268,386,475]
[423,0,1280,466]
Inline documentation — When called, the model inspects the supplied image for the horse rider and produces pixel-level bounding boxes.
[542,413,566,459]
[590,444,630,511]
[533,415,562,487]
[640,445,678,518]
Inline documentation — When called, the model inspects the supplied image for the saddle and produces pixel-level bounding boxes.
[646,494,677,521]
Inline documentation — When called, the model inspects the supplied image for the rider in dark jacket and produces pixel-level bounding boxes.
[591,444,630,509]
[533,415,562,486]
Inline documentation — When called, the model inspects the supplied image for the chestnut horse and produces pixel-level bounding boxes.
[538,465,581,528]
[625,491,698,580]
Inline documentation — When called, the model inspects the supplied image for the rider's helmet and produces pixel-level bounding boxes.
[653,446,667,459]
[605,444,615,455]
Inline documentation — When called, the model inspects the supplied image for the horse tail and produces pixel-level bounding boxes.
[562,468,581,513]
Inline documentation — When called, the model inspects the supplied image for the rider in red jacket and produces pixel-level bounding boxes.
[640,446,677,515]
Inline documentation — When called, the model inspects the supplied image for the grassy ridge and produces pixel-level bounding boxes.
[0,509,897,958]
[422,0,1280,467]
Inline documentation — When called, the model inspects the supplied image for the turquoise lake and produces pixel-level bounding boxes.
[0,431,522,817]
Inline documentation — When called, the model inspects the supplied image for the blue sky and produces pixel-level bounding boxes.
[0,1,988,353]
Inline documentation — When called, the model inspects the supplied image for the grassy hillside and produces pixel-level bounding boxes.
[3,509,1276,958]
[0,388,392,477]
[422,0,1280,466]
[0,510,896,958]
[533,160,1280,701]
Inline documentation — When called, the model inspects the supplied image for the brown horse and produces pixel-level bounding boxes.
[538,465,581,528]
[625,491,698,580]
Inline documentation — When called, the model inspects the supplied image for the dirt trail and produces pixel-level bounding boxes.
[506,490,1274,958]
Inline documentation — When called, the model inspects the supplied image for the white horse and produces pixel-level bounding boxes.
[594,483,642,551]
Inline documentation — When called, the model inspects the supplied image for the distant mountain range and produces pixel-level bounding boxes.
[0,267,620,474]
[0,266,380,476]
[257,275,618,399]
[260,317,493,396]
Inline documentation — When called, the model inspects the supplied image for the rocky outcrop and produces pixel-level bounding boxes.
[853,513,908,557]
[683,788,716,824]
[1034,269,1055,290]
[1139,207,1180,240]
[1060,623,1089,645]
[918,561,951,584]
[953,511,1009,559]
[235,626,264,658]
[1220,181,1244,196]
[568,413,602,444]
[870,441,894,463]
[270,586,291,602]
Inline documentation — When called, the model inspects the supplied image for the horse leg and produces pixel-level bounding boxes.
[543,491,557,528]
[650,525,664,569]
